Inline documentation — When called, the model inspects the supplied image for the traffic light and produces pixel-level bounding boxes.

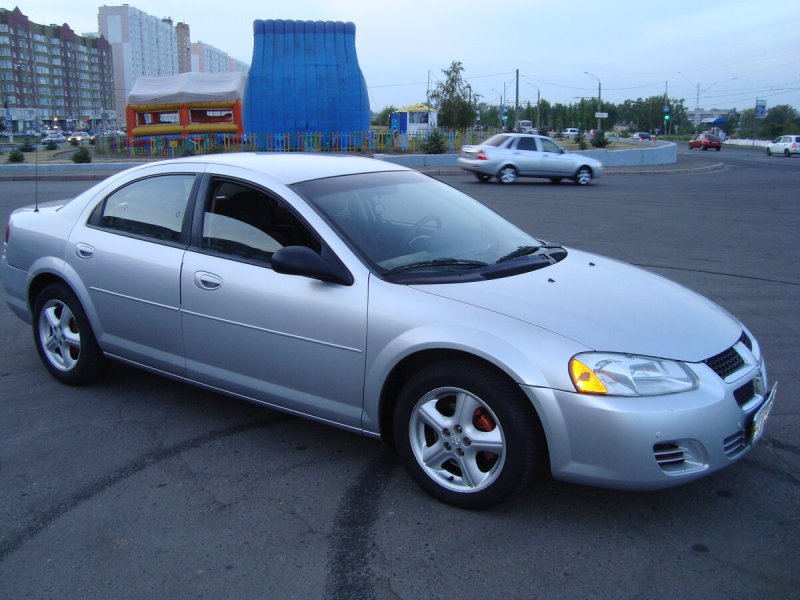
[664,114,671,121]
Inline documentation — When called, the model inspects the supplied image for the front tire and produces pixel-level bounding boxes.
[393,359,543,509]
[574,166,592,185]
[33,283,107,385]
[766,147,772,156]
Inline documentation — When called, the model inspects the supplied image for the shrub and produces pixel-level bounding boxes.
[44,139,58,151]
[422,130,447,154]
[7,149,25,163]
[590,130,611,148]
[71,146,91,163]
[575,133,588,150]
[20,141,35,152]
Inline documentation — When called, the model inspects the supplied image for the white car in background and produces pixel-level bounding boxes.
[765,134,800,157]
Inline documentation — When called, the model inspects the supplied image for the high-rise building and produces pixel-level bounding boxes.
[98,5,180,117]
[0,6,114,132]
[190,41,249,74]
[176,22,191,73]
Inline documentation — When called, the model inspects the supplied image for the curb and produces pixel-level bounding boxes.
[0,159,726,182]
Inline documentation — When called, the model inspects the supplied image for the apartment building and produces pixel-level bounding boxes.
[0,6,114,132]
[98,5,181,118]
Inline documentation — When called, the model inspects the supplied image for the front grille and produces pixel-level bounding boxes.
[723,430,747,457]
[734,380,755,407]
[704,346,744,379]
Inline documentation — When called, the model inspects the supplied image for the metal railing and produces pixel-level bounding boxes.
[92,128,501,159]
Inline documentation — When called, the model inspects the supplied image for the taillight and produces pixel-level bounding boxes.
[476,150,488,160]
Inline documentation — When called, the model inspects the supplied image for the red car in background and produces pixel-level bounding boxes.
[689,133,722,151]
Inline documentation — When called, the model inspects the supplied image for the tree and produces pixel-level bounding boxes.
[371,105,397,128]
[761,104,800,138]
[429,61,476,129]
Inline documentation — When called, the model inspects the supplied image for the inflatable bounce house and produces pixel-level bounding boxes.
[126,72,247,138]
[244,19,370,146]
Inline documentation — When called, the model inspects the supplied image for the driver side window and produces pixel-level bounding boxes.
[201,179,320,264]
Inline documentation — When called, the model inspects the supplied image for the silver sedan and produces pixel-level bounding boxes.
[458,133,604,185]
[2,153,775,509]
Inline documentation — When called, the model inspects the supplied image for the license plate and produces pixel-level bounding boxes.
[750,382,778,444]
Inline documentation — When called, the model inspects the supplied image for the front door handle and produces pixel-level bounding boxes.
[194,271,222,291]
[75,243,95,259]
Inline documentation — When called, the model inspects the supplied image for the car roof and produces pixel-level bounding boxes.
[139,152,410,185]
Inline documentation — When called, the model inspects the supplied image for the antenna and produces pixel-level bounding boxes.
[34,135,39,212]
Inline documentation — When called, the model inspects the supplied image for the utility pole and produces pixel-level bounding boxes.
[515,69,519,130]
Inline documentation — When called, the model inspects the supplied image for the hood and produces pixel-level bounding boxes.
[413,249,741,362]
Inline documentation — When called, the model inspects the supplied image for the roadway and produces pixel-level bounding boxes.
[0,144,798,598]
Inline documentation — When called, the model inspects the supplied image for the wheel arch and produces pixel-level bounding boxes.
[377,348,542,449]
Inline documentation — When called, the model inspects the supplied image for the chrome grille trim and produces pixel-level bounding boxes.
[704,345,745,379]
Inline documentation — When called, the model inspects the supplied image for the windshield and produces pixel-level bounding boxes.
[293,171,544,280]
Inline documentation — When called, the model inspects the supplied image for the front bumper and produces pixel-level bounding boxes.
[522,362,775,490]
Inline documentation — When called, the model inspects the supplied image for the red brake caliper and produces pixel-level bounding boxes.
[473,407,496,432]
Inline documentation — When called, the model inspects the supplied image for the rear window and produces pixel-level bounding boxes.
[484,134,512,147]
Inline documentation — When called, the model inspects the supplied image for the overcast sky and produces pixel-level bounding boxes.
[15,0,800,113]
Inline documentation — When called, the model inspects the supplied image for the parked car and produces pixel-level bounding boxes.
[630,132,651,141]
[67,131,90,143]
[688,133,722,151]
[2,154,776,509]
[459,133,603,185]
[42,132,66,144]
[765,134,800,157]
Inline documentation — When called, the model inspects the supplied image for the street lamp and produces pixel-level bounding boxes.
[584,71,602,131]
[527,82,541,132]
[491,88,504,127]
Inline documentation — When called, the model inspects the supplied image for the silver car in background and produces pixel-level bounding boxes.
[458,133,604,185]
[2,154,775,509]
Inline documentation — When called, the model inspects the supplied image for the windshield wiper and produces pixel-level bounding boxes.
[384,258,489,275]
[496,243,563,264]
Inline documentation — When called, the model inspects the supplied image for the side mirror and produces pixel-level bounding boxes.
[271,246,353,286]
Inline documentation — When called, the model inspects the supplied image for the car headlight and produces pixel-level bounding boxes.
[569,352,698,396]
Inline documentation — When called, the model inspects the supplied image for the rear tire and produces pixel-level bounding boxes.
[549,177,563,184]
[33,283,107,385]
[785,149,791,157]
[474,172,491,182]
[497,165,518,184]
[393,359,543,509]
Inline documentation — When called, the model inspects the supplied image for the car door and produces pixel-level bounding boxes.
[179,174,368,429]
[510,136,542,175]
[67,171,198,373]
[537,136,576,176]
